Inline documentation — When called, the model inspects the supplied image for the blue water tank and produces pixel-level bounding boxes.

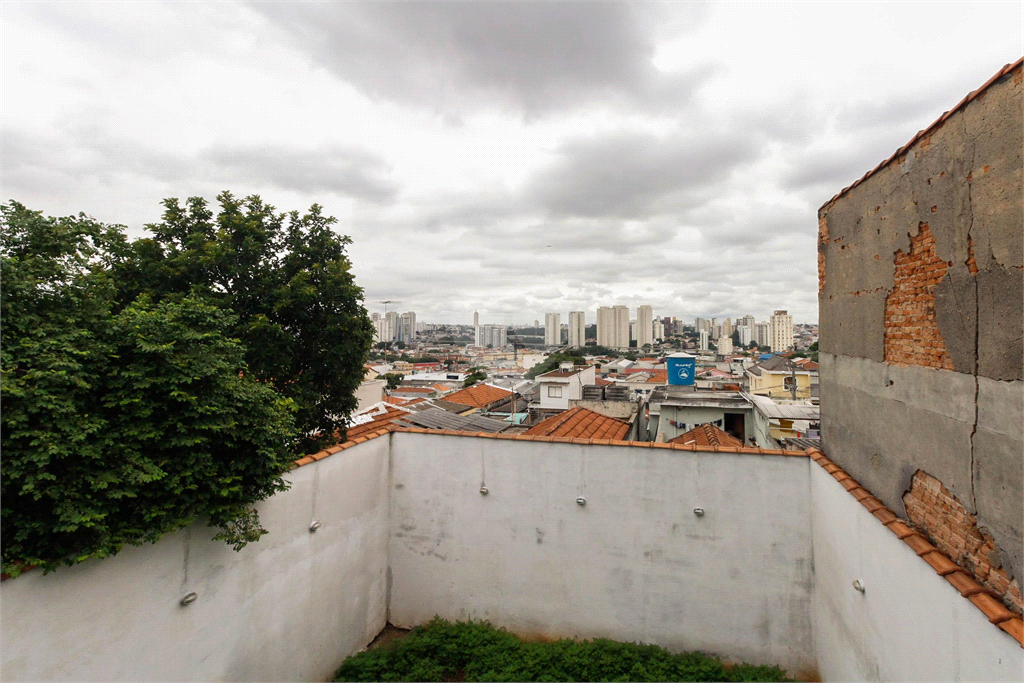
[666,353,696,386]
[760,353,773,361]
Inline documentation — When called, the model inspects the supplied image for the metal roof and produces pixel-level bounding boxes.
[394,408,508,433]
[745,393,820,420]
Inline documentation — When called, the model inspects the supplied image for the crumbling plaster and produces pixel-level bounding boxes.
[818,64,1023,589]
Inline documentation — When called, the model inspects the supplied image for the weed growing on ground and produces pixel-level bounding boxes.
[335,618,792,682]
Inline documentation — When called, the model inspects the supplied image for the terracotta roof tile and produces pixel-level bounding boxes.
[524,406,631,441]
[998,618,1024,645]
[668,424,744,449]
[946,570,987,597]
[922,551,960,576]
[810,446,1023,645]
[969,593,1017,624]
[443,383,513,408]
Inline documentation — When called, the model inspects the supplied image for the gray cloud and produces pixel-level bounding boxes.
[250,1,716,118]
[527,129,763,218]
[202,145,399,203]
[3,128,399,205]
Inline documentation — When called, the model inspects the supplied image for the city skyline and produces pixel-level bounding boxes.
[4,3,1018,326]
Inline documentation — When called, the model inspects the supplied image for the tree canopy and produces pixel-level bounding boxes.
[1,195,373,575]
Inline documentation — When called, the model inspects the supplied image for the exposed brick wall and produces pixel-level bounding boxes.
[903,471,1022,614]
[817,214,828,294]
[883,223,956,369]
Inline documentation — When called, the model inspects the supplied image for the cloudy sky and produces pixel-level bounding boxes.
[4,2,1020,325]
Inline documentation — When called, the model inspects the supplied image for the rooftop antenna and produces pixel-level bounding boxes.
[381,300,400,376]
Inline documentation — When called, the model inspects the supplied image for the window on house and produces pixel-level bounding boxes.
[547,385,563,398]
[783,376,795,391]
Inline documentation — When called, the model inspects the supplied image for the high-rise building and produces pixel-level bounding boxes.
[636,305,653,348]
[384,311,399,343]
[770,310,794,352]
[722,318,733,340]
[568,311,586,348]
[756,322,771,347]
[695,317,709,334]
[544,313,561,346]
[740,314,756,330]
[738,325,752,347]
[474,311,479,327]
[719,337,734,355]
[711,318,720,340]
[652,320,665,342]
[596,306,630,349]
[397,311,416,345]
[477,324,507,348]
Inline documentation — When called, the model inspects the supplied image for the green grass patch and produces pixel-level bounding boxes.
[335,618,792,682]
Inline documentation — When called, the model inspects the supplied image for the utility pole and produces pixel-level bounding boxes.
[790,363,798,401]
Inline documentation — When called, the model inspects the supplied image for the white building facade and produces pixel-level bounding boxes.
[544,313,561,346]
[597,305,630,349]
[568,311,586,348]
[770,310,794,352]
[636,305,653,348]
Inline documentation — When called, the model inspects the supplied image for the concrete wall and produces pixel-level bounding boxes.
[5,432,1022,681]
[0,437,391,682]
[387,433,817,677]
[810,464,1022,681]
[817,63,1023,584]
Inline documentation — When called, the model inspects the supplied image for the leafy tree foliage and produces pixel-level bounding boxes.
[463,367,488,387]
[382,373,406,391]
[1,202,297,575]
[114,192,374,451]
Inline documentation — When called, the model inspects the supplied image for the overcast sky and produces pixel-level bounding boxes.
[4,2,1020,325]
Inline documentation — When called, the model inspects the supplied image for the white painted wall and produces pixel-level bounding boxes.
[0,437,391,682]
[809,464,1023,681]
[387,433,817,677]
[4,433,1021,682]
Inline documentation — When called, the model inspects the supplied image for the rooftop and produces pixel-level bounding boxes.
[669,424,745,449]
[442,383,514,408]
[523,406,631,440]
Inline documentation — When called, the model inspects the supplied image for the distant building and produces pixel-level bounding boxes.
[699,330,709,351]
[718,337,733,355]
[476,324,507,348]
[597,305,630,349]
[568,311,586,348]
[738,325,752,347]
[544,312,561,346]
[770,310,793,351]
[721,318,733,340]
[397,311,417,344]
[637,305,653,348]
[652,320,665,342]
[756,322,771,347]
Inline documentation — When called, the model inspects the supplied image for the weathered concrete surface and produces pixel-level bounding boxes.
[974,376,1024,581]
[819,63,1023,595]
[0,437,391,682]
[819,290,886,361]
[977,264,1024,380]
[387,433,817,677]
[933,269,977,374]
[810,465,1023,681]
[819,66,1022,375]
[819,353,975,513]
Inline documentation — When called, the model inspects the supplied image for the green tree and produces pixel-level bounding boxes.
[382,373,405,391]
[463,367,488,387]
[1,202,296,575]
[731,330,741,346]
[115,192,374,451]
